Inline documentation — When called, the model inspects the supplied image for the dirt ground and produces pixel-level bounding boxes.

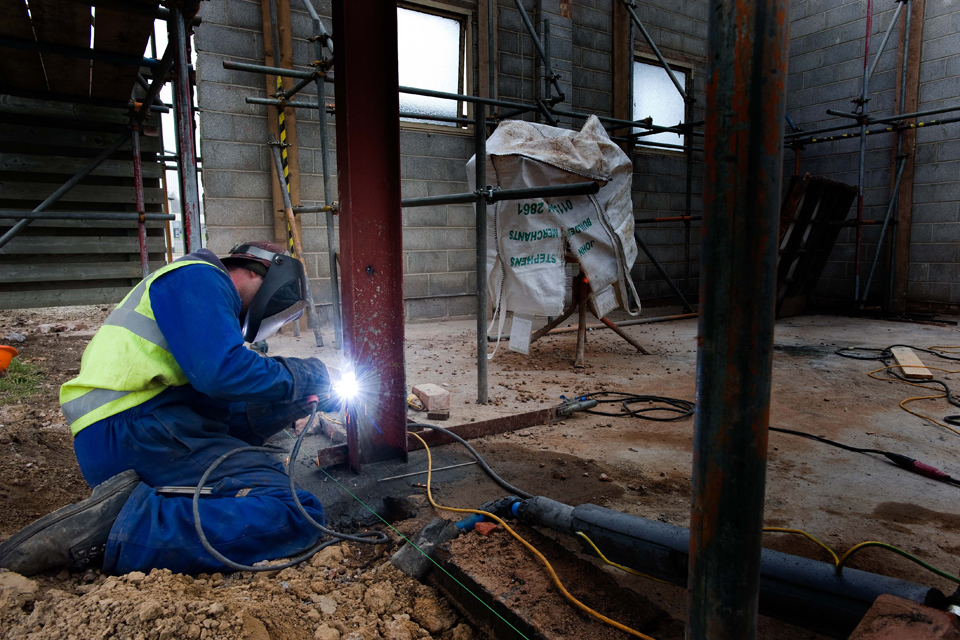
[3,303,960,639]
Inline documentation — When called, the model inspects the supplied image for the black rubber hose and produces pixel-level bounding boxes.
[577,390,695,421]
[408,422,534,499]
[192,401,386,573]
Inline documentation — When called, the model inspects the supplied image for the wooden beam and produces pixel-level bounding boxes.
[0,261,166,284]
[890,346,934,380]
[612,0,632,147]
[0,123,162,152]
[0,153,163,178]
[477,0,495,100]
[891,0,926,312]
[0,182,165,204]
[0,287,131,310]
[260,0,303,247]
[28,0,92,97]
[0,235,166,255]
[0,217,167,230]
[0,1,47,91]
[90,7,155,101]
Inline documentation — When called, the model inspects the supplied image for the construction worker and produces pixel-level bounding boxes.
[0,241,337,576]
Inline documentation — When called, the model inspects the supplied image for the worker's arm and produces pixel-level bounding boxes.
[150,264,330,403]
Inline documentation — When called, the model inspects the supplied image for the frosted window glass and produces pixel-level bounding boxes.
[397,8,462,127]
[632,60,686,148]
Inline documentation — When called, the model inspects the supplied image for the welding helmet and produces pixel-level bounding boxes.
[223,243,307,343]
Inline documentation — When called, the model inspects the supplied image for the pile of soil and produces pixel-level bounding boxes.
[1,543,475,640]
[0,306,109,537]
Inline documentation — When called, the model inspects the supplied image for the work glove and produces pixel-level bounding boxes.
[273,356,339,411]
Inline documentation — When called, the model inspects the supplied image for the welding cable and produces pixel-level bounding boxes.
[409,430,657,640]
[192,401,387,573]
[408,422,534,499]
[769,426,960,487]
[577,391,695,421]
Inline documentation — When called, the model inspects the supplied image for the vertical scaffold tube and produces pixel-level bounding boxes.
[688,0,789,638]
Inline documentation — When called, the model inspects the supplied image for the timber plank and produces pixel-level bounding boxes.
[0,0,47,92]
[0,235,165,254]
[0,261,165,283]
[891,346,934,380]
[90,7,155,101]
[0,217,166,229]
[0,95,138,124]
[0,153,163,178]
[0,182,164,204]
[28,0,92,97]
[0,123,162,152]
[0,287,130,310]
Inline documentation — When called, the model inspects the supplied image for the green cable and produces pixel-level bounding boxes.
[838,541,960,585]
[316,466,532,640]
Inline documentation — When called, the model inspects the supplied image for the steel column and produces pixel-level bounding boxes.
[475,104,488,405]
[689,0,788,638]
[170,4,203,254]
[333,0,407,465]
[131,122,149,279]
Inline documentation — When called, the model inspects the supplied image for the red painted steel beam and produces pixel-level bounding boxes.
[332,0,407,468]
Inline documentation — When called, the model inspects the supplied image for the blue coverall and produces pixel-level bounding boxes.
[72,249,326,575]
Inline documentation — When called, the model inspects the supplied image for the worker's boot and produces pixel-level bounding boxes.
[0,469,140,576]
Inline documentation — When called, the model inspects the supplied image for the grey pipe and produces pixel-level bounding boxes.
[889,0,912,309]
[515,498,942,639]
[475,103,489,405]
[866,1,904,87]
[1,211,175,221]
[0,131,132,250]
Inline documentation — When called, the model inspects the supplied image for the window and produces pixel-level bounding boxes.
[632,59,688,149]
[397,4,470,128]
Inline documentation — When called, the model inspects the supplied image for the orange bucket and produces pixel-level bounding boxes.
[0,345,18,373]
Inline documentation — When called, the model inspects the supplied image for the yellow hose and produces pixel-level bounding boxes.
[408,431,656,640]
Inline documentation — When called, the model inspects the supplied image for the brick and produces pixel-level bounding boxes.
[413,384,450,411]
[194,23,261,60]
[849,594,960,640]
[407,251,447,274]
[402,207,446,228]
[429,272,468,295]
[403,274,429,298]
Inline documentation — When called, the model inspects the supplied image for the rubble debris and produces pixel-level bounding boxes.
[412,384,450,412]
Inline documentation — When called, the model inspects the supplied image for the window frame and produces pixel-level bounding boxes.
[631,52,692,156]
[397,0,474,136]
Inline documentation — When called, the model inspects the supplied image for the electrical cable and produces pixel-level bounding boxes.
[408,430,657,640]
[575,531,671,584]
[408,422,534,499]
[837,345,960,433]
[192,401,387,573]
[769,426,960,487]
[577,391,695,421]
[762,528,960,585]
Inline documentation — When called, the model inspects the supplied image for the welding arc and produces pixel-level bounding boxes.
[408,423,533,499]
[578,391,695,421]
[409,430,657,640]
[192,401,388,573]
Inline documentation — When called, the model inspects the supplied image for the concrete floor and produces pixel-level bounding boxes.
[266,308,960,634]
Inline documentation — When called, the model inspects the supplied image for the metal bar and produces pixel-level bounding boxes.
[598,315,651,354]
[131,123,149,279]
[512,0,564,100]
[138,47,174,126]
[543,18,553,103]
[633,231,694,312]
[170,4,203,254]
[785,104,960,141]
[866,1,904,86]
[635,215,702,224]
[246,96,328,110]
[269,142,325,348]
[689,0,788,636]
[0,36,166,69]
[400,112,476,126]
[859,156,907,306]
[279,73,320,100]
[333,0,408,465]
[292,204,336,214]
[135,74,167,108]
[401,182,600,208]
[311,13,343,350]
[377,462,477,482]
[789,113,960,146]
[222,60,315,79]
[488,0,495,101]
[0,211,175,221]
[0,87,168,113]
[889,0,912,309]
[301,0,333,53]
[475,103,489,405]
[620,0,687,101]
[574,275,588,368]
[854,0,874,302]
[521,312,698,337]
[684,98,695,298]
[0,132,131,250]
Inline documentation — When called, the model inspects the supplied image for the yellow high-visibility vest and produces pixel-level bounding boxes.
[60,259,222,436]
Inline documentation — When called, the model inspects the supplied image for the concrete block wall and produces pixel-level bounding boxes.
[787,0,960,309]
[196,0,708,322]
